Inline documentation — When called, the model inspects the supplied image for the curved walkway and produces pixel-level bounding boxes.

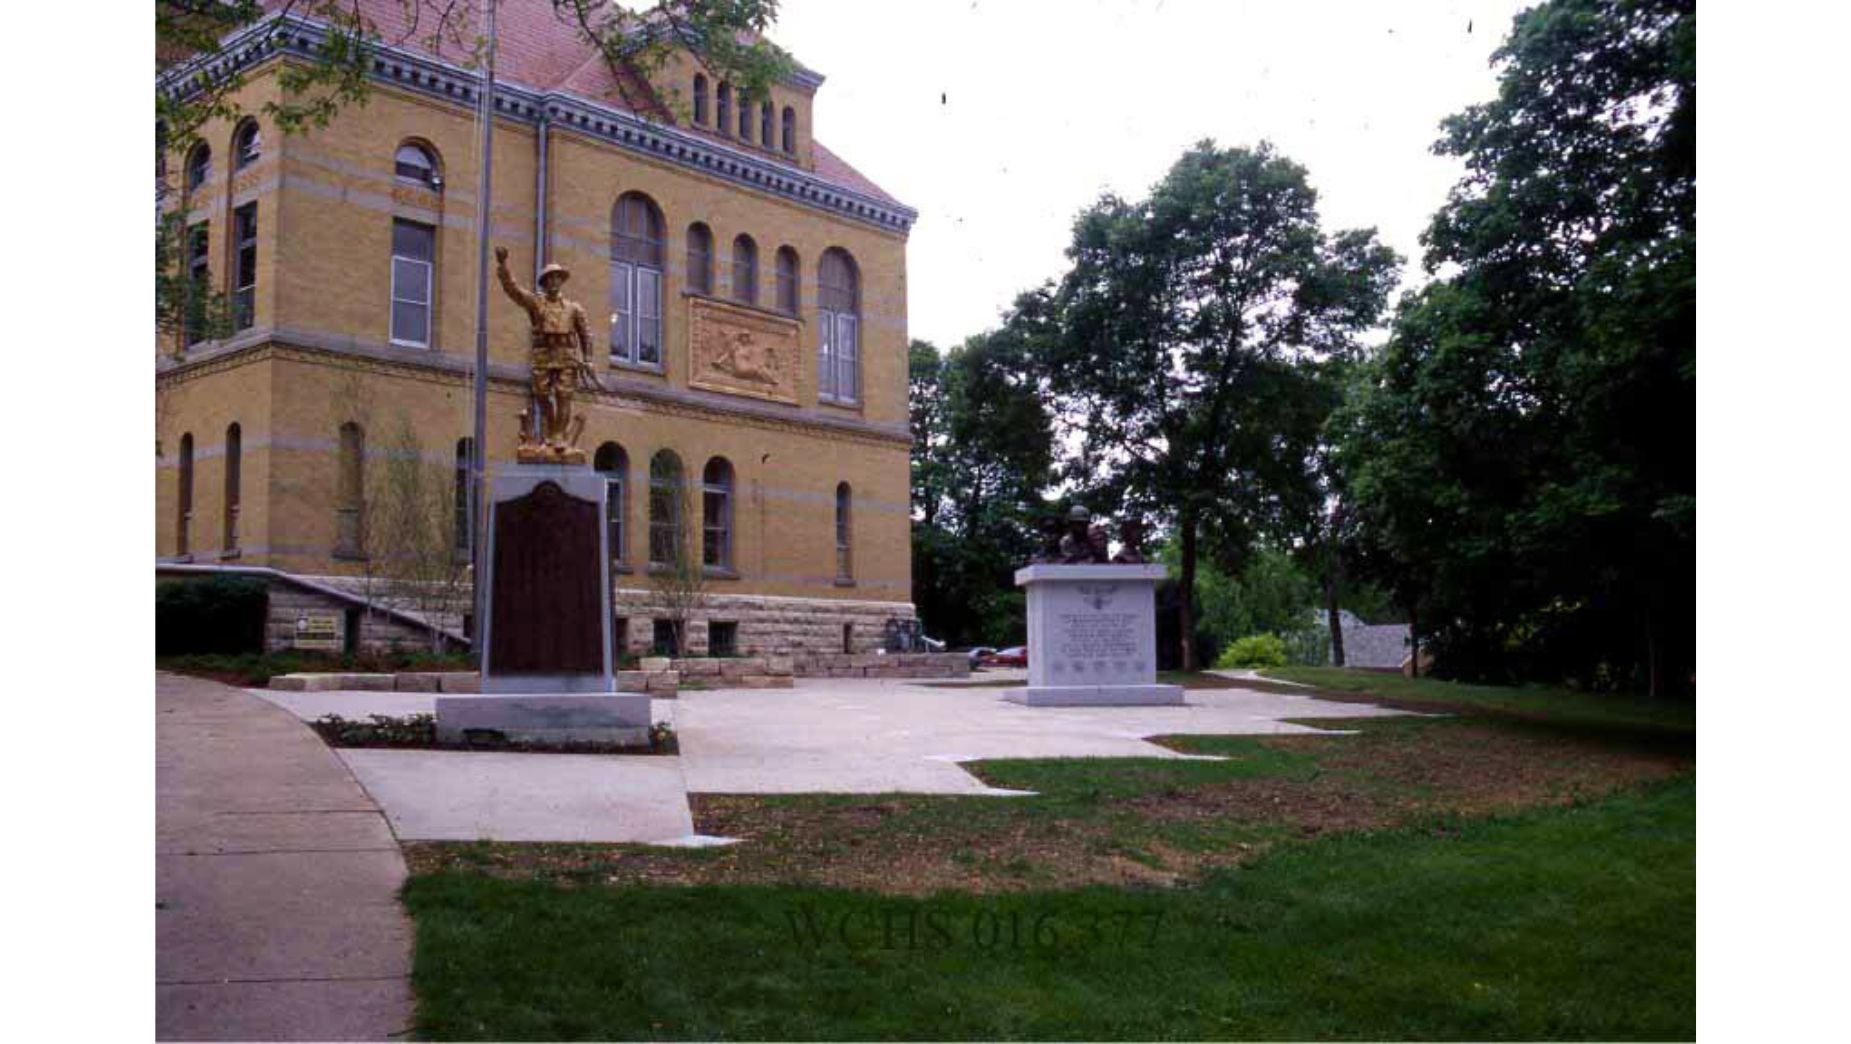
[156,672,412,1041]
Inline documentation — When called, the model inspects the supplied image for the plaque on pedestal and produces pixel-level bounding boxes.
[1002,563,1185,707]
[435,463,650,745]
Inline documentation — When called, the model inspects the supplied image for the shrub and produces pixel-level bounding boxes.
[156,576,269,655]
[1215,633,1289,670]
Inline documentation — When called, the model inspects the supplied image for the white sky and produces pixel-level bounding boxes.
[773,0,1535,348]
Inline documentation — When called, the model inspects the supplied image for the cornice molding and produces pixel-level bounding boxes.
[160,14,912,235]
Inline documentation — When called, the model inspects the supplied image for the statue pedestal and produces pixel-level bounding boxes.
[434,463,650,746]
[1002,563,1185,707]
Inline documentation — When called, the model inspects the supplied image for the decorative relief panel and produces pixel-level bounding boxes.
[687,295,803,406]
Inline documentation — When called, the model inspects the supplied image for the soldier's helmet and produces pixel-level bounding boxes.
[538,263,571,288]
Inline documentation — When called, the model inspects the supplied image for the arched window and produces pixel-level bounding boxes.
[818,248,861,404]
[454,438,474,563]
[186,142,211,192]
[595,441,629,567]
[775,246,799,315]
[336,422,365,558]
[781,106,796,153]
[835,482,853,581]
[717,83,732,136]
[394,141,440,189]
[156,122,169,186]
[176,433,194,557]
[693,74,709,124]
[686,222,713,295]
[232,119,261,171]
[610,192,665,366]
[737,91,753,140]
[731,234,758,306]
[649,449,684,567]
[761,100,774,148]
[223,423,242,554]
[702,457,734,571]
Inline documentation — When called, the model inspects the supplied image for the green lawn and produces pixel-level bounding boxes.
[404,778,1694,1040]
[1264,666,1695,733]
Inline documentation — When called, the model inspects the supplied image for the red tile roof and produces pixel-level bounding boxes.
[264,0,898,205]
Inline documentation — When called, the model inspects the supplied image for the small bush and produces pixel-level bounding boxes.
[157,577,269,655]
[1215,633,1290,669]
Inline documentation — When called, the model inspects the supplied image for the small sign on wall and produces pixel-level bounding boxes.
[293,613,343,652]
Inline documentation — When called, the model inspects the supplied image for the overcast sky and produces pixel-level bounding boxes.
[772,0,1534,348]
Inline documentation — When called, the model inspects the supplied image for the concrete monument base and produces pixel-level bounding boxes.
[1002,683,1183,707]
[1010,562,1184,707]
[434,693,651,746]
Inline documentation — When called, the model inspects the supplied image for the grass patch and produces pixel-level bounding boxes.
[404,778,1694,1041]
[1265,666,1694,734]
[158,649,476,687]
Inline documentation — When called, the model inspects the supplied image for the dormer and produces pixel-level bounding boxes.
[651,40,821,171]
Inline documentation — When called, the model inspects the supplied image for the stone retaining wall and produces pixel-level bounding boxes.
[615,589,920,657]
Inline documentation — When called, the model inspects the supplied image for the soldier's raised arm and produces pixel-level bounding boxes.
[493,245,537,317]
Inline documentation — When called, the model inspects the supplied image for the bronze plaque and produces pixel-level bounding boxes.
[688,296,803,405]
[488,481,604,675]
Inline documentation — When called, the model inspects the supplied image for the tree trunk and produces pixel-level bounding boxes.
[1407,597,1420,679]
[1178,511,1199,672]
[1325,503,1346,668]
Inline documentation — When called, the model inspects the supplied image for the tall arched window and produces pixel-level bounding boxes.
[232,119,261,171]
[610,192,665,366]
[649,449,684,567]
[702,457,734,571]
[223,423,242,554]
[818,248,861,404]
[693,74,709,124]
[394,141,440,190]
[781,106,796,153]
[736,91,753,142]
[835,482,853,581]
[595,441,629,567]
[761,100,774,148]
[186,142,211,192]
[731,234,758,306]
[686,222,713,295]
[336,422,365,558]
[775,246,799,315]
[176,433,194,557]
[717,83,732,135]
[454,438,474,563]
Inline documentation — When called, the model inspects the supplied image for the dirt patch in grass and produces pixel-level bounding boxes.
[404,714,1691,895]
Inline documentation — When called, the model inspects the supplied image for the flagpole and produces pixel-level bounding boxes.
[469,0,498,666]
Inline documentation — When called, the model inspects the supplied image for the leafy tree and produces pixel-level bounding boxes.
[1033,142,1400,669]
[155,0,793,341]
[909,327,1055,648]
[1340,0,1694,694]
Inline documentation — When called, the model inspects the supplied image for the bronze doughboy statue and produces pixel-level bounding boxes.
[495,245,599,463]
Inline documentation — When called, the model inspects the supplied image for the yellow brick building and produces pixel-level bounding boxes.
[156,3,919,656]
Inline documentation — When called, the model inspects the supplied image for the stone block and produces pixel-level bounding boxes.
[719,657,768,677]
[639,657,672,672]
[394,673,442,692]
[676,658,722,677]
[827,667,864,678]
[764,655,794,676]
[434,693,652,745]
[617,671,650,693]
[267,673,311,691]
[645,671,680,693]
[740,675,794,689]
[339,674,398,692]
[436,673,480,693]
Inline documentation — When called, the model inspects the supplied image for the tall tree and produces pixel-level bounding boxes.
[1341,0,1695,693]
[1034,142,1399,669]
[909,323,1055,648]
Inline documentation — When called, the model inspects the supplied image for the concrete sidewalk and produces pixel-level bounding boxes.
[156,672,413,1041]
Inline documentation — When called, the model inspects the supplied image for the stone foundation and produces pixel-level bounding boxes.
[613,589,924,657]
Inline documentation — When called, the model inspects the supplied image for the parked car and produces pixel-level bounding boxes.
[984,646,1028,668]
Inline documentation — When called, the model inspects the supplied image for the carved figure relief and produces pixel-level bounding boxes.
[688,296,801,405]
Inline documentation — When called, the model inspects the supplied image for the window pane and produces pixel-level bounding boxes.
[818,313,835,398]
[392,220,434,261]
[609,262,632,360]
[837,314,859,402]
[392,300,428,345]
[392,258,429,304]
